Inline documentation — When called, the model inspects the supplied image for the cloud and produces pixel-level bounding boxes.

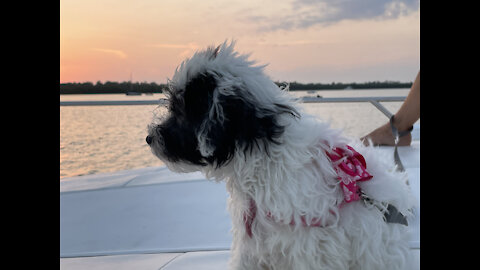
[146,43,199,50]
[253,0,419,32]
[256,39,338,47]
[91,48,128,59]
[146,42,200,58]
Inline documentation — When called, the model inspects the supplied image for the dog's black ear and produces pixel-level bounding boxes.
[184,73,217,123]
[203,89,298,167]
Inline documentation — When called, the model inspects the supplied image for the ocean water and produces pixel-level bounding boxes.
[60,89,412,179]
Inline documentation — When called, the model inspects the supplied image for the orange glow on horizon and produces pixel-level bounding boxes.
[61,0,419,84]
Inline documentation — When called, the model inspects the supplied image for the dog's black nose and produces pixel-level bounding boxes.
[146,136,153,145]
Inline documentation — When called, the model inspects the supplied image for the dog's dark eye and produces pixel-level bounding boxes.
[167,94,184,115]
[167,100,177,113]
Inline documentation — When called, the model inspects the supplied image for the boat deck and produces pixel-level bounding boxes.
[60,137,419,269]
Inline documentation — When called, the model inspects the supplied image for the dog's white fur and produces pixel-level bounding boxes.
[151,41,416,269]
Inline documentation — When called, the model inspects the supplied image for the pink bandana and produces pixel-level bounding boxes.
[243,144,373,237]
[325,145,373,203]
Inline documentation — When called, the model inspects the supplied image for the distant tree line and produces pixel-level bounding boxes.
[60,81,166,94]
[60,80,412,94]
[280,81,412,90]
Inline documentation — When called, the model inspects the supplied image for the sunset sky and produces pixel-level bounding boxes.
[60,0,420,84]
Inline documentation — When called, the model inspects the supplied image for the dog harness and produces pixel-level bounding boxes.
[243,145,374,238]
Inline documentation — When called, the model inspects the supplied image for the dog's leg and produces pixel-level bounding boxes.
[229,239,269,270]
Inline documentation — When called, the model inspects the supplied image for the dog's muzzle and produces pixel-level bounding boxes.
[146,135,153,145]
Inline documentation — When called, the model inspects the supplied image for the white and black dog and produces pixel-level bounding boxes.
[146,41,416,270]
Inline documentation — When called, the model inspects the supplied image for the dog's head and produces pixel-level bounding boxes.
[146,41,299,172]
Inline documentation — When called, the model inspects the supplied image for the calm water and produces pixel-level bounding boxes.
[60,89,411,179]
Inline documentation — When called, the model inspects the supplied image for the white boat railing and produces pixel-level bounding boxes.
[60,96,405,118]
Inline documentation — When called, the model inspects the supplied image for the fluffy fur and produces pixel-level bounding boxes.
[146,41,416,270]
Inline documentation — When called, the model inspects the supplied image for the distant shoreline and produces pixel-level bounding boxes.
[60,81,412,95]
